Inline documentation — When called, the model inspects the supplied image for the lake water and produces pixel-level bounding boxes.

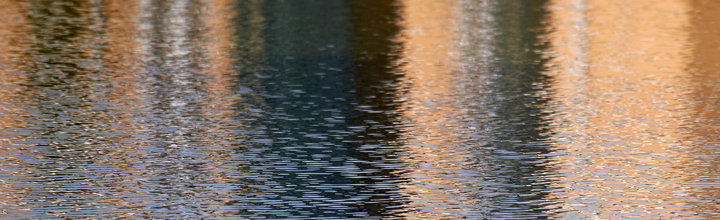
[0,0,719,219]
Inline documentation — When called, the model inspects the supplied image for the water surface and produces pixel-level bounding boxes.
[0,0,719,219]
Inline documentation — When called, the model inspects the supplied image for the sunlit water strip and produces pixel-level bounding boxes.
[547,0,720,218]
[394,0,467,218]
[0,0,32,217]
[685,1,720,218]
[396,0,556,218]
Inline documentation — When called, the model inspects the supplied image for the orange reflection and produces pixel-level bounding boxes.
[0,0,31,105]
[0,0,31,215]
[104,0,142,100]
[0,0,31,119]
[395,0,468,218]
[547,0,697,218]
[100,0,146,214]
[204,0,237,103]
[686,0,720,217]
[199,0,244,214]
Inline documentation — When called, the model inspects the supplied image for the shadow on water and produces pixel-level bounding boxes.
[348,0,408,217]
[230,0,409,218]
[479,0,556,217]
[230,0,364,218]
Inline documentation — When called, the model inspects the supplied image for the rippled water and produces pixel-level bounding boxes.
[0,0,719,219]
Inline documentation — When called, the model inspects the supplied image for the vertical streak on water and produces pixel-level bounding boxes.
[198,0,243,212]
[393,0,466,218]
[122,0,243,217]
[133,0,202,215]
[548,0,698,218]
[230,0,266,129]
[392,0,556,218]
[0,1,32,217]
[230,0,360,218]
[6,1,122,218]
[348,0,407,218]
[98,0,147,214]
[224,0,271,216]
[686,0,720,218]
[544,0,591,216]
[459,0,556,218]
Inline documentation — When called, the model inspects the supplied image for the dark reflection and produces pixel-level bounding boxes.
[348,0,407,218]
[230,0,362,218]
[230,0,410,218]
[458,0,554,218]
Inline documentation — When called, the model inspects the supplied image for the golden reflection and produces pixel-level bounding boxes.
[0,0,31,215]
[200,0,267,210]
[199,0,244,213]
[203,0,237,102]
[104,0,142,100]
[686,0,720,217]
[547,0,697,218]
[0,0,31,104]
[100,0,146,214]
[0,0,31,124]
[395,0,467,218]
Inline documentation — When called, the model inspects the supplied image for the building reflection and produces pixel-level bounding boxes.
[547,0,703,218]
[2,0,719,218]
